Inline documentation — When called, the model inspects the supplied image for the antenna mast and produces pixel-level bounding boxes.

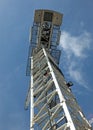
[25,9,92,130]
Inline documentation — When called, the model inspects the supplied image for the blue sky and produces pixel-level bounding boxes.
[0,0,93,129]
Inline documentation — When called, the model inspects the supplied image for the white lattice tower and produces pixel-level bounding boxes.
[25,10,92,130]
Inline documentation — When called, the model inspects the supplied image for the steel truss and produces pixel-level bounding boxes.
[25,9,92,130]
[25,47,91,130]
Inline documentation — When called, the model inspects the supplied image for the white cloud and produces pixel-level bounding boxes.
[60,31,92,58]
[89,118,93,125]
[68,61,89,90]
[59,31,92,90]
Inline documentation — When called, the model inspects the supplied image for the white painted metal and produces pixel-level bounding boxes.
[25,9,92,130]
[43,48,76,130]
[30,57,34,130]
[25,47,92,130]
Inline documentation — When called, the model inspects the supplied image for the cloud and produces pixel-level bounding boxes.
[59,30,92,91]
[60,31,92,58]
[89,118,93,125]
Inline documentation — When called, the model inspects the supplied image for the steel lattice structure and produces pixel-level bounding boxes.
[25,9,92,130]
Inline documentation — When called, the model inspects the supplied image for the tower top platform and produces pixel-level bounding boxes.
[34,9,63,26]
[26,9,63,76]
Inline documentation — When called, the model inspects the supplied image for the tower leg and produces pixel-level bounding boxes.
[30,57,34,130]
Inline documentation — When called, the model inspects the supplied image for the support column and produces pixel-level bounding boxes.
[30,57,34,130]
